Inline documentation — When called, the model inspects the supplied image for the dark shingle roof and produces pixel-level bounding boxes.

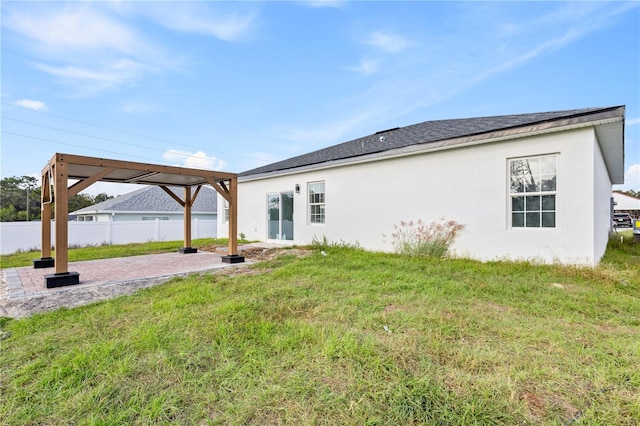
[72,185,217,214]
[240,106,621,177]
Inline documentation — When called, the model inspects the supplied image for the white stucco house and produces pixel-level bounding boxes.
[73,185,217,222]
[219,106,625,265]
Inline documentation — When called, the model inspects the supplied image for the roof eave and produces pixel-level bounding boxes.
[240,106,626,183]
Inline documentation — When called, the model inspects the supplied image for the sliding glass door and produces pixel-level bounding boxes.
[267,192,293,240]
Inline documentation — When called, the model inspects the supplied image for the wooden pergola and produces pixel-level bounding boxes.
[35,153,244,288]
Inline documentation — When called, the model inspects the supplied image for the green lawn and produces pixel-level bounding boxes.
[1,235,638,424]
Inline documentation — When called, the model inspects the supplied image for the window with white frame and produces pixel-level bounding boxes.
[223,200,229,223]
[308,181,325,224]
[509,155,557,228]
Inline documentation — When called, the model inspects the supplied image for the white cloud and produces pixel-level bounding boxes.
[347,59,379,77]
[36,59,145,84]
[163,149,227,170]
[473,2,638,85]
[364,31,412,53]
[3,7,142,57]
[376,2,638,115]
[305,1,347,9]
[614,164,640,191]
[2,5,176,95]
[624,164,640,188]
[139,3,256,41]
[498,1,636,37]
[2,3,257,95]
[470,28,585,85]
[626,117,640,126]
[15,99,47,111]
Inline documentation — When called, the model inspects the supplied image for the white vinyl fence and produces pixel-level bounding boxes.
[0,219,217,255]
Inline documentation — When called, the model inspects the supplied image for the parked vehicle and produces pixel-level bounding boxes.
[612,212,633,228]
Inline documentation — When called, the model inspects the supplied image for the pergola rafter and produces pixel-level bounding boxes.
[34,153,244,288]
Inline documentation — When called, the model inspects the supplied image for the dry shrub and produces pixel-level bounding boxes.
[390,218,464,258]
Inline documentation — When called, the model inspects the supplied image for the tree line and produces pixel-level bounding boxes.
[1,176,114,222]
[618,189,639,198]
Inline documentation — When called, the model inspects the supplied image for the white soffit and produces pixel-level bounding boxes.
[595,121,625,184]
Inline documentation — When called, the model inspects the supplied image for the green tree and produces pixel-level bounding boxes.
[0,176,40,221]
[93,193,114,204]
[68,193,95,212]
[0,205,18,222]
[1,176,115,221]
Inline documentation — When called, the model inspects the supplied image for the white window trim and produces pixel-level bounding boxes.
[223,200,229,224]
[308,181,325,225]
[508,154,558,230]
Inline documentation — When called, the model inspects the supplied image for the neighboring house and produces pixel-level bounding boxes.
[613,191,640,218]
[218,106,625,266]
[73,185,217,222]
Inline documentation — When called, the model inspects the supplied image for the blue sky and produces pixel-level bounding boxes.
[1,1,639,196]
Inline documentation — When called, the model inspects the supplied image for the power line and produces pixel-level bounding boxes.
[1,102,270,164]
[1,116,253,165]
[1,130,182,166]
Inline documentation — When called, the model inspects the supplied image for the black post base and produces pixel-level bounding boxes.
[33,257,55,268]
[222,254,245,264]
[179,247,198,254]
[44,272,80,288]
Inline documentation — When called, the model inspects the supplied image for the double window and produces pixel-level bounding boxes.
[509,155,557,228]
[308,181,325,224]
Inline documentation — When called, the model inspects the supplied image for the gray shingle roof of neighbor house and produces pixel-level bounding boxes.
[240,106,625,181]
[72,185,218,214]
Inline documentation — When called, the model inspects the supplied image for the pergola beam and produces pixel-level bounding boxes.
[68,167,117,197]
[159,185,186,207]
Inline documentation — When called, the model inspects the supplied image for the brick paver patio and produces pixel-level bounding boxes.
[5,251,244,299]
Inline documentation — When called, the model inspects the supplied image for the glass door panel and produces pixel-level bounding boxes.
[267,192,294,241]
[281,192,293,241]
[268,194,280,240]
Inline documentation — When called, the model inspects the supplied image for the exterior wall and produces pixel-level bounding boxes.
[230,127,606,265]
[593,133,614,261]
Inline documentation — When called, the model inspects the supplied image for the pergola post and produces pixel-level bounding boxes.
[33,169,54,268]
[44,155,79,287]
[222,176,244,264]
[178,186,197,254]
